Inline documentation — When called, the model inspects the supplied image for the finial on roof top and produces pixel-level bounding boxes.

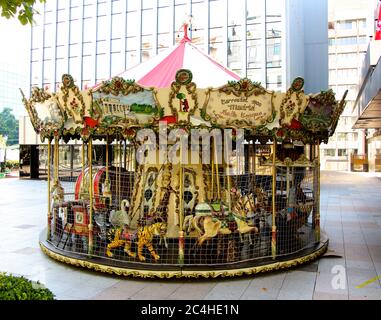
[180,14,193,42]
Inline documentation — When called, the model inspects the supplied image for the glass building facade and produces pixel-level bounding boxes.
[30,0,284,92]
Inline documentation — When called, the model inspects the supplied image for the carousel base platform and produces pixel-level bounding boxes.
[39,229,329,279]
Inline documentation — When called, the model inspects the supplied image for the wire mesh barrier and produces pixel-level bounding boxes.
[46,141,320,268]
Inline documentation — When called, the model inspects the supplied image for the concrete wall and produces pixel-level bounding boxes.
[287,0,328,94]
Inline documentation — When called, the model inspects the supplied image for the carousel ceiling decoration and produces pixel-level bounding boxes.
[21,70,346,144]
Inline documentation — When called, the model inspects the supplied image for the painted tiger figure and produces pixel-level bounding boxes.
[106,222,167,262]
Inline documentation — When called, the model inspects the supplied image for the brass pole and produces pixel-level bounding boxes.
[211,142,215,200]
[316,141,321,241]
[119,140,123,204]
[124,140,127,170]
[88,138,94,255]
[47,139,51,240]
[54,136,59,183]
[129,143,133,197]
[81,141,85,197]
[271,139,277,259]
[227,167,232,213]
[103,137,112,203]
[115,139,119,206]
[178,136,185,265]
[214,138,220,199]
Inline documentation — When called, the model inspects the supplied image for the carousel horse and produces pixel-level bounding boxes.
[191,215,232,246]
[232,194,259,244]
[51,181,64,203]
[106,221,167,261]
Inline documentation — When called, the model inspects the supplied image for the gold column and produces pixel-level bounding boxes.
[214,138,220,199]
[271,139,277,259]
[80,141,85,197]
[88,138,94,255]
[119,140,123,204]
[178,137,185,264]
[103,137,112,203]
[54,136,59,183]
[47,139,51,240]
[315,141,321,241]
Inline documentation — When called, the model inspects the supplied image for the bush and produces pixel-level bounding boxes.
[5,160,19,170]
[0,273,55,300]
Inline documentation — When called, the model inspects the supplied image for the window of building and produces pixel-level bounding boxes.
[97,15,109,40]
[266,39,281,68]
[247,39,262,69]
[127,11,139,37]
[210,0,223,28]
[70,19,81,44]
[228,0,243,26]
[111,52,124,75]
[126,50,138,68]
[324,149,335,157]
[142,9,154,35]
[96,53,108,80]
[83,18,96,42]
[82,55,93,81]
[330,37,358,46]
[157,33,171,51]
[337,133,347,141]
[158,6,171,33]
[247,23,262,40]
[84,4,96,18]
[98,2,108,16]
[338,149,347,156]
[159,0,171,7]
[57,9,66,22]
[247,0,263,22]
[358,36,368,45]
[336,20,354,30]
[358,19,366,28]
[111,38,122,52]
[112,13,123,39]
[247,68,262,82]
[349,149,358,155]
[112,0,123,14]
[70,6,81,20]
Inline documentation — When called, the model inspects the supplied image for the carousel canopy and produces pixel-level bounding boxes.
[94,36,240,89]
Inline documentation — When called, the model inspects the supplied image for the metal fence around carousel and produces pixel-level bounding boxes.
[45,141,321,273]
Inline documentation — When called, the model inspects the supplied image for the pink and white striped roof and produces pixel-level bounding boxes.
[95,37,240,89]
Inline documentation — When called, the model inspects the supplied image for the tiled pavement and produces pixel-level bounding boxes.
[0,171,381,300]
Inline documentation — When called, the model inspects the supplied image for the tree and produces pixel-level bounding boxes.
[0,0,46,25]
[0,108,19,145]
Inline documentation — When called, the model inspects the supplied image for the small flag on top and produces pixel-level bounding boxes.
[375,2,381,40]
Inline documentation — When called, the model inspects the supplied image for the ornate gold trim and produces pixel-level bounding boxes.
[39,238,328,279]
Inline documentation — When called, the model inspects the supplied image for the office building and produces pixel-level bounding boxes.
[320,0,369,171]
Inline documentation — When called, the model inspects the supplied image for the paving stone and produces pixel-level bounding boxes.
[204,279,251,300]
[241,273,286,300]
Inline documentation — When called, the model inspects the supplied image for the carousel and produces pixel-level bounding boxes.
[21,33,346,278]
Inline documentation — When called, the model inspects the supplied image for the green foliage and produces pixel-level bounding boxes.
[0,0,46,25]
[130,103,157,114]
[5,160,19,170]
[0,108,19,145]
[0,273,55,300]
